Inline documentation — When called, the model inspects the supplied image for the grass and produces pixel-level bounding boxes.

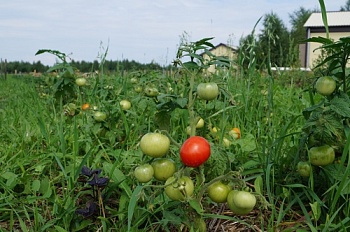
[0,55,349,231]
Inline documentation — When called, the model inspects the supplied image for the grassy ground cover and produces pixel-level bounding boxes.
[0,36,349,231]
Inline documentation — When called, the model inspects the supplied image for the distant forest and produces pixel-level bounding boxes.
[1,59,169,74]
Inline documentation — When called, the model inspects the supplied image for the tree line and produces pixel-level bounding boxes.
[1,59,168,74]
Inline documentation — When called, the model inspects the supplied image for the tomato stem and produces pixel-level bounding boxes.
[188,73,197,137]
[161,130,181,148]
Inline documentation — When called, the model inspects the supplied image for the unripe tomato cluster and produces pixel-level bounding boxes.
[132,80,257,215]
[206,181,256,215]
[135,132,176,184]
[297,145,335,178]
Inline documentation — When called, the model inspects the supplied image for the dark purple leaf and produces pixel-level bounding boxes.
[81,166,102,177]
[75,202,97,217]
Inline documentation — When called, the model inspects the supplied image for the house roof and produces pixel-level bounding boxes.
[200,43,238,57]
[209,43,238,52]
[304,11,350,28]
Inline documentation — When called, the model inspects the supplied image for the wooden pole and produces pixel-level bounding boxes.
[4,59,7,80]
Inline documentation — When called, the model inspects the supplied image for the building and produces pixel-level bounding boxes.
[301,11,350,68]
[201,43,238,73]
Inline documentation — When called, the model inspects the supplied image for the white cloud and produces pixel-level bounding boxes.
[0,0,346,66]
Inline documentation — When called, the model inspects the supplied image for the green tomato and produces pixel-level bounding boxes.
[152,158,176,181]
[193,217,207,232]
[297,161,312,177]
[164,176,194,201]
[186,126,192,136]
[222,137,232,148]
[134,164,154,183]
[207,181,231,203]
[140,133,170,158]
[197,83,219,100]
[94,111,107,122]
[134,86,143,93]
[120,99,131,110]
[75,78,87,86]
[315,76,336,96]
[144,86,159,97]
[309,145,335,166]
[227,190,256,215]
[196,118,205,129]
[130,77,138,84]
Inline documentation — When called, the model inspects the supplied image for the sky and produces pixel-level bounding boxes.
[0,0,347,66]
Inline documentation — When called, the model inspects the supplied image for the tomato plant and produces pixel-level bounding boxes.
[315,76,336,96]
[309,145,335,166]
[180,136,210,167]
[75,77,87,86]
[140,133,170,158]
[164,176,194,201]
[197,82,219,100]
[152,158,176,181]
[297,161,312,177]
[207,181,231,203]
[120,99,131,110]
[94,111,107,122]
[227,190,256,215]
[134,164,154,183]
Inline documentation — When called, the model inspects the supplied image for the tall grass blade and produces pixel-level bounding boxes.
[318,0,329,38]
[128,185,143,232]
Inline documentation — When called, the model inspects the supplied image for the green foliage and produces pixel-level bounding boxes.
[302,93,350,147]
[340,0,350,11]
[289,7,313,44]
[257,12,292,67]
[2,21,350,231]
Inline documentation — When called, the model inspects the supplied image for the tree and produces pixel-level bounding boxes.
[257,12,291,67]
[289,7,313,43]
[340,0,350,11]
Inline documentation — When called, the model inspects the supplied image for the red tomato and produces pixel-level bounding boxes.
[180,136,211,167]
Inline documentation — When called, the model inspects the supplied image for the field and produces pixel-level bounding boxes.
[0,39,350,232]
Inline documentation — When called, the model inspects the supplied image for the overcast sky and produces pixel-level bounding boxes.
[0,0,346,66]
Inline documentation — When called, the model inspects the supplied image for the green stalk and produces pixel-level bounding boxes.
[188,73,197,137]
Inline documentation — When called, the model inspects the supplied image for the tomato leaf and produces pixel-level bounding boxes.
[189,199,204,215]
[236,134,256,152]
[309,201,321,221]
[32,179,41,192]
[254,175,263,195]
[329,94,350,118]
[322,164,350,194]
